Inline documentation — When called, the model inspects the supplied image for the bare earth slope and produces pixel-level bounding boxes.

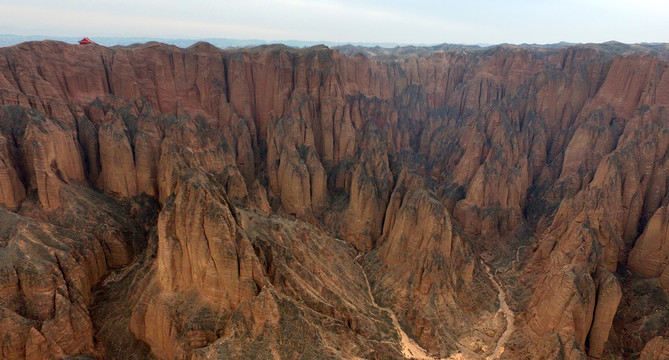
[0,40,668,359]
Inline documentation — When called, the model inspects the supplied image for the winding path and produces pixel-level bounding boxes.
[359,265,441,359]
[483,263,515,360]
[355,254,514,360]
[356,256,472,360]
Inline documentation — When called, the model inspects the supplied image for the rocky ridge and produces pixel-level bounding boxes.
[0,40,667,359]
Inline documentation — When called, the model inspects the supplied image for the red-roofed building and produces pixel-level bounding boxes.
[78,38,93,45]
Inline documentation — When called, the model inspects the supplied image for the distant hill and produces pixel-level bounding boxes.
[0,34,403,49]
[334,41,669,59]
[4,34,668,61]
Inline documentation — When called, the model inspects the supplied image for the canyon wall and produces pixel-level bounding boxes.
[0,40,668,359]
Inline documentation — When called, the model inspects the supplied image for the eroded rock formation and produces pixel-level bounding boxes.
[0,40,668,359]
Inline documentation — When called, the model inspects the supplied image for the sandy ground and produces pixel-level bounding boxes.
[483,263,515,360]
[355,254,514,360]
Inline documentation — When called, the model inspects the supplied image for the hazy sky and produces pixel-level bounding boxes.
[1,0,667,45]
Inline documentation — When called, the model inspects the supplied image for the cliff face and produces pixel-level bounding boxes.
[0,40,668,359]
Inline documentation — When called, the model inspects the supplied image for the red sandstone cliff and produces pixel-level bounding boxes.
[0,40,668,359]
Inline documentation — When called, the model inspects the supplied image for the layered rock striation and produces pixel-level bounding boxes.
[0,40,668,359]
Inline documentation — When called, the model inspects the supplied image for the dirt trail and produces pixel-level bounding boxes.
[483,263,515,360]
[357,258,468,360]
[359,267,437,359]
[354,254,512,360]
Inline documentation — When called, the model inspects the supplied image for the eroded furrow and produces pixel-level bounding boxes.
[483,263,515,360]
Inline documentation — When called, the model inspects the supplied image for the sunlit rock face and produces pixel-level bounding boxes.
[0,40,668,359]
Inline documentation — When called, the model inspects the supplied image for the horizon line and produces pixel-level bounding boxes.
[3,33,667,49]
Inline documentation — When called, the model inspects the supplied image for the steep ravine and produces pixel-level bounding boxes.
[483,263,515,360]
[356,256,515,360]
[0,40,669,359]
[357,255,444,360]
[360,265,436,359]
